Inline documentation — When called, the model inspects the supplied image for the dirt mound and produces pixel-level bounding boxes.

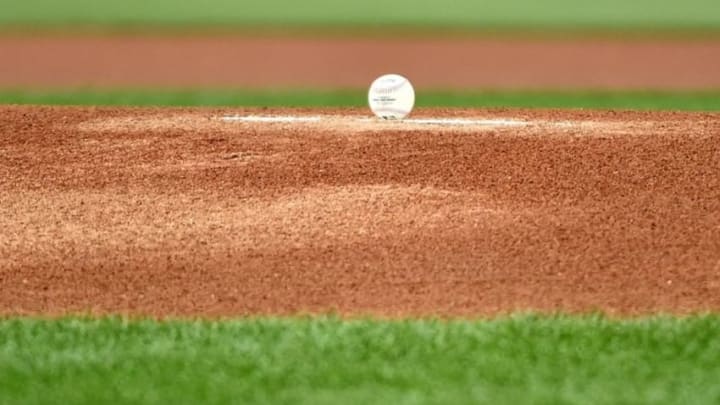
[1,106,719,317]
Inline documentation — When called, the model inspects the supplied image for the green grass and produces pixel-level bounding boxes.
[1,315,719,404]
[1,0,719,33]
[3,89,720,111]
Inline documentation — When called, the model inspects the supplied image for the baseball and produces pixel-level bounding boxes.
[368,74,415,120]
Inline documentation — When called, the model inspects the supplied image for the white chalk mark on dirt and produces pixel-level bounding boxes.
[223,115,324,123]
[222,115,528,128]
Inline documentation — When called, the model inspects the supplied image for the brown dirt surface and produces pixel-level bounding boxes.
[1,105,720,317]
[2,34,720,89]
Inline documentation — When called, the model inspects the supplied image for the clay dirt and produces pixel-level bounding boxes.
[1,105,719,317]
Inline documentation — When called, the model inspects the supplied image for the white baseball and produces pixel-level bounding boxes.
[368,74,415,120]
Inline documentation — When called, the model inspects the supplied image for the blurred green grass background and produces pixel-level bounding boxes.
[1,0,719,32]
[2,315,720,404]
[2,1,719,110]
[4,89,720,111]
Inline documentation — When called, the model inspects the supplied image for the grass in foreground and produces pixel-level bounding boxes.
[1,315,719,404]
[1,0,719,33]
[3,89,720,111]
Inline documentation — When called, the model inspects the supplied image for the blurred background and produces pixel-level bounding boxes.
[1,0,719,110]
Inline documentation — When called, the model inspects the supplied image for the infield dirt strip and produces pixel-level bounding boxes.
[2,35,720,89]
[1,106,720,317]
